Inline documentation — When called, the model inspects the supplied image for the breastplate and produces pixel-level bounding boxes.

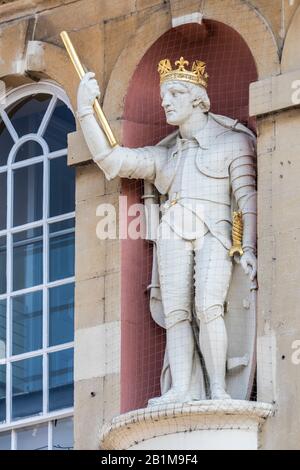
[168,140,231,206]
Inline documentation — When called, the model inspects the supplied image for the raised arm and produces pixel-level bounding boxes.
[77,72,112,159]
[77,72,166,182]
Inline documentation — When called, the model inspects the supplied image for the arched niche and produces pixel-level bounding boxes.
[104,0,279,129]
[119,20,258,414]
[195,0,279,78]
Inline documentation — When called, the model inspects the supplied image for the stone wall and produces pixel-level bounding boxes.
[256,109,300,449]
[1,0,300,450]
[250,6,300,448]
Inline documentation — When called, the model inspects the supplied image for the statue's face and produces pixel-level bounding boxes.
[160,81,199,126]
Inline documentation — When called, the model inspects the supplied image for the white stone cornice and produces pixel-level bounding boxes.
[99,400,274,450]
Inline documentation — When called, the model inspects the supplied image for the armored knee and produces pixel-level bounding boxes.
[164,309,192,329]
[195,304,224,324]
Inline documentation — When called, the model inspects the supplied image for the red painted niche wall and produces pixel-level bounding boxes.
[120,20,257,413]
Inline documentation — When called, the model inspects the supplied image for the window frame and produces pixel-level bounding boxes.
[0,81,75,448]
[0,411,73,450]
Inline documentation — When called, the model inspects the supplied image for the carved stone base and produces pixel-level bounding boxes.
[99,400,273,450]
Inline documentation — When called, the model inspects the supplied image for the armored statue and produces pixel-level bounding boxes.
[77,57,257,404]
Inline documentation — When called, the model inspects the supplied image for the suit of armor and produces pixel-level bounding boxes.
[77,63,257,402]
[93,113,256,330]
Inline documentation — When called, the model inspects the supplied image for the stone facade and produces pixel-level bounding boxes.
[1,0,300,450]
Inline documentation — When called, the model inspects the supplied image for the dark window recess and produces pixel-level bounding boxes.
[14,141,44,163]
[43,100,75,152]
[6,94,51,137]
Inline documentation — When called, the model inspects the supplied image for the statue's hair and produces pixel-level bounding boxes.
[184,82,211,113]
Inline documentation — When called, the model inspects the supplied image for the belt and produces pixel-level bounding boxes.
[166,190,232,204]
[162,193,232,213]
[163,192,180,210]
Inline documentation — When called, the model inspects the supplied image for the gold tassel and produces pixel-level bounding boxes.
[229,211,244,257]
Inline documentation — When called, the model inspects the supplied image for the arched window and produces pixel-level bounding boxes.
[0,82,76,450]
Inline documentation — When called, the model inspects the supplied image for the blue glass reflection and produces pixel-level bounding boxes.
[13,162,43,227]
[12,356,43,420]
[7,94,51,137]
[13,227,43,292]
[49,284,74,347]
[0,237,6,295]
[53,418,73,450]
[0,119,14,167]
[0,365,5,423]
[49,219,75,282]
[49,348,73,411]
[14,141,43,163]
[0,172,7,230]
[43,100,75,152]
[50,157,75,217]
[17,423,48,450]
[12,291,43,356]
[0,299,6,360]
[0,432,10,450]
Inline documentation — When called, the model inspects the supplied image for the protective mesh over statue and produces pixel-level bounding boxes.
[77,57,257,405]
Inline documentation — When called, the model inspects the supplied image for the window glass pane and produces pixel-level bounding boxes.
[50,218,74,232]
[44,100,75,152]
[14,141,44,163]
[0,119,14,167]
[12,356,43,420]
[0,299,6,360]
[49,348,73,412]
[13,227,43,292]
[50,157,75,217]
[13,162,43,227]
[0,364,5,423]
[49,284,74,347]
[0,172,7,230]
[53,417,73,450]
[0,431,10,450]
[12,291,42,356]
[7,94,51,137]
[17,423,48,450]
[49,219,75,282]
[0,237,6,294]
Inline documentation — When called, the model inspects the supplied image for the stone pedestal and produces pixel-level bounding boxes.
[99,401,273,450]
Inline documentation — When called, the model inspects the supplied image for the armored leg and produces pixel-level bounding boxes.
[150,224,195,404]
[194,233,233,399]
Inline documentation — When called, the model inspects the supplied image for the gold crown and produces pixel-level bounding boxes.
[158,57,209,88]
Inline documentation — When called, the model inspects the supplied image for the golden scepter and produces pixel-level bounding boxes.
[229,211,244,257]
[60,31,118,148]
